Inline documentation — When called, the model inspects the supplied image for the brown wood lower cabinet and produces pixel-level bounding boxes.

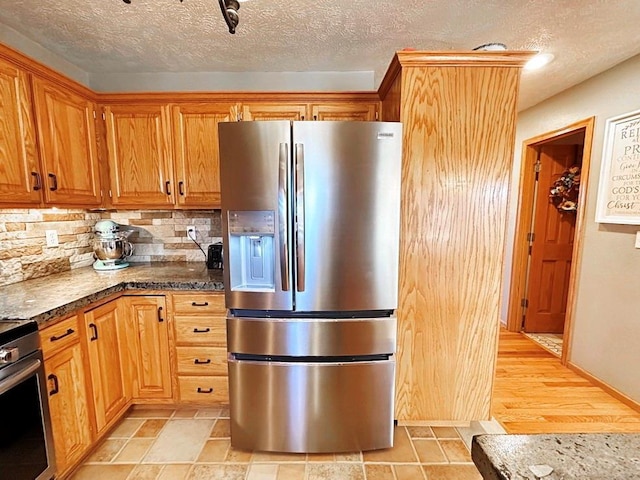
[40,315,93,477]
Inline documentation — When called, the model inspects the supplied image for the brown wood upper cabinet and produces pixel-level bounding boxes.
[241,102,307,121]
[32,77,101,206]
[310,102,378,121]
[0,57,40,205]
[172,103,236,208]
[104,104,175,208]
[240,101,379,122]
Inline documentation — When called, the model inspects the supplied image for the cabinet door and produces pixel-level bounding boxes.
[104,104,175,207]
[0,58,41,205]
[45,342,93,474]
[121,296,173,399]
[84,301,128,433]
[31,78,101,206]
[172,103,236,208]
[242,103,308,121]
[311,102,378,121]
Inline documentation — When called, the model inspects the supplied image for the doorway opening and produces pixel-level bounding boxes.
[506,118,595,363]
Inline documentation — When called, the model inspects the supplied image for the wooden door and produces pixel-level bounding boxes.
[524,145,579,333]
[241,103,307,121]
[104,104,175,207]
[172,103,236,208]
[45,343,93,474]
[121,296,173,399]
[0,59,41,205]
[31,78,101,206]
[84,301,128,433]
[311,102,378,121]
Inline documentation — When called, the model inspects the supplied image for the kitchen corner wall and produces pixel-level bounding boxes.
[0,209,221,287]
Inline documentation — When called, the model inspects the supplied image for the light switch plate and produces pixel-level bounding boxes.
[635,231,640,249]
[45,230,59,247]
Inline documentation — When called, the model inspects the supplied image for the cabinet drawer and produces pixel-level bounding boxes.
[176,346,228,376]
[40,315,80,360]
[178,376,228,404]
[174,316,226,346]
[172,293,225,314]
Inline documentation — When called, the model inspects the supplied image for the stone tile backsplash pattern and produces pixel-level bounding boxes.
[0,209,221,287]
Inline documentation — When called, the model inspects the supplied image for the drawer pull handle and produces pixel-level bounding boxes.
[48,374,59,396]
[165,180,171,195]
[48,173,58,191]
[32,171,42,191]
[158,306,164,322]
[50,328,74,342]
[89,323,98,341]
[191,301,209,307]
[179,181,185,196]
[194,358,211,365]
[197,387,213,394]
[193,328,211,333]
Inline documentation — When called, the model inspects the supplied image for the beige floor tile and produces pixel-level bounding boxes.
[219,406,230,418]
[127,464,164,480]
[421,465,482,480]
[335,452,362,462]
[157,464,193,480]
[430,427,459,439]
[247,463,278,480]
[135,419,169,438]
[195,407,222,418]
[363,426,417,463]
[197,439,231,462]
[276,464,306,480]
[306,452,335,462]
[364,464,394,480]
[412,439,447,464]
[225,446,253,463]
[251,451,307,462]
[114,438,155,463]
[211,418,231,437]
[128,407,175,418]
[85,438,127,463]
[406,426,435,439]
[70,464,135,480]
[109,418,145,438]
[187,464,247,480]
[173,409,199,418]
[306,463,365,480]
[144,419,215,463]
[393,465,426,480]
[439,439,472,463]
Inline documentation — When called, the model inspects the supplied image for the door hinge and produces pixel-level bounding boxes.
[527,232,535,242]
[528,245,532,256]
[534,161,541,181]
[521,298,529,308]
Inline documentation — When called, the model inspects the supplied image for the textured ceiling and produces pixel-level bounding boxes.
[1,0,640,109]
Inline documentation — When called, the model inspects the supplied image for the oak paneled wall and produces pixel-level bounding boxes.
[382,52,532,422]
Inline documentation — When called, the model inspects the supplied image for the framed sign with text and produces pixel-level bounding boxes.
[596,108,640,224]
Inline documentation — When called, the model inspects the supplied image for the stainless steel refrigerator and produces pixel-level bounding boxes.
[219,120,402,453]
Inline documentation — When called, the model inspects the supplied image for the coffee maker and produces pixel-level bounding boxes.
[92,220,133,271]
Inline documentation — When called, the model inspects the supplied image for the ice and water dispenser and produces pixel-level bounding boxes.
[227,211,276,292]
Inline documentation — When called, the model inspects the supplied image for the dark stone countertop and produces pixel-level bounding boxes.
[472,433,640,480]
[0,262,224,327]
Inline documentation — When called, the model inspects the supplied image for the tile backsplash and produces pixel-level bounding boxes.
[0,209,221,287]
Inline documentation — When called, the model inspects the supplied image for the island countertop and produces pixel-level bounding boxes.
[472,433,640,480]
[0,262,224,325]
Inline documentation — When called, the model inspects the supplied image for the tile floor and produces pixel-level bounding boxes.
[523,332,563,357]
[68,405,496,480]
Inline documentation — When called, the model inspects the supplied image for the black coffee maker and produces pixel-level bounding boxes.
[207,243,223,270]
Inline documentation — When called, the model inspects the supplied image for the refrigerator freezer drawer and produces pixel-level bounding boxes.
[227,316,396,357]
[228,356,395,453]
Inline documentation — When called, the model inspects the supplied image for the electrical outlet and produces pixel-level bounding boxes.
[187,226,196,240]
[45,230,59,247]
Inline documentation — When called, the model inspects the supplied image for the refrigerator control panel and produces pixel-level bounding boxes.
[228,210,275,234]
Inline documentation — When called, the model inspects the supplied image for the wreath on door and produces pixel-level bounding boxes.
[549,165,581,212]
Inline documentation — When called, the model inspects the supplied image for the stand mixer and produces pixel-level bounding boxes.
[92,220,133,271]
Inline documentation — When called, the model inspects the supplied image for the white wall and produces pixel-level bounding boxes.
[503,53,640,402]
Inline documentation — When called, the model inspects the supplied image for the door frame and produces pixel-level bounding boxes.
[506,117,595,364]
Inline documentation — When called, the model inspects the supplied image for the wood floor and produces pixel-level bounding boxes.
[492,329,640,434]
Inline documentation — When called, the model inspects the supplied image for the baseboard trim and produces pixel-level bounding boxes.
[567,361,640,414]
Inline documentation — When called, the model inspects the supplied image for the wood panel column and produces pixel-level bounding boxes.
[379,51,533,421]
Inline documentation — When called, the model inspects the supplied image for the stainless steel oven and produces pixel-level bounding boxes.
[0,321,55,480]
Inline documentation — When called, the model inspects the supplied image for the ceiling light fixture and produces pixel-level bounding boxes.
[121,0,244,34]
[525,53,555,71]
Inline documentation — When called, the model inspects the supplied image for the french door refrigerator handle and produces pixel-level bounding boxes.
[278,143,290,292]
[295,143,306,292]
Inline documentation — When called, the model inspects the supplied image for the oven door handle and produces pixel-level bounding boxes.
[0,358,42,396]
